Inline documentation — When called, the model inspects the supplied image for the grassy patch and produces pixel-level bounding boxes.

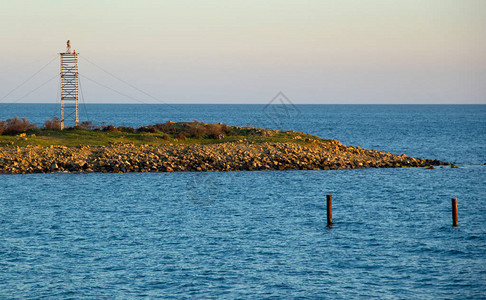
[0,122,330,148]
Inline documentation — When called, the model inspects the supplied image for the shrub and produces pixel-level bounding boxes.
[205,123,224,139]
[137,126,157,133]
[43,117,61,130]
[176,132,186,140]
[118,126,136,133]
[187,121,206,138]
[153,121,177,134]
[153,121,236,139]
[221,124,235,135]
[0,121,5,135]
[2,116,37,134]
[102,125,118,132]
[79,121,99,130]
[162,134,170,140]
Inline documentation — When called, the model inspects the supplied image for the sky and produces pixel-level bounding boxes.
[0,0,484,104]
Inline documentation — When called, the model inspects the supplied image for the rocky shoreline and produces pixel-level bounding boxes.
[0,140,447,174]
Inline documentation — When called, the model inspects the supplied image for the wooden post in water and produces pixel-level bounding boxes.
[326,194,333,226]
[452,198,458,227]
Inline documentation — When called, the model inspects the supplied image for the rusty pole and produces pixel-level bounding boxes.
[327,194,333,226]
[452,198,458,227]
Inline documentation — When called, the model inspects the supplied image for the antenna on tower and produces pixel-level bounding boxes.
[59,40,79,129]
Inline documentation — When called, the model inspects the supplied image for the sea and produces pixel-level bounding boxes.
[0,104,485,299]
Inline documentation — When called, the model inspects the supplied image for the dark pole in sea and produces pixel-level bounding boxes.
[327,194,333,227]
[452,198,458,227]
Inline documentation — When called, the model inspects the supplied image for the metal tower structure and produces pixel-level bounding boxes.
[60,40,79,129]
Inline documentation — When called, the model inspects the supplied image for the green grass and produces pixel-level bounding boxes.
[0,125,330,148]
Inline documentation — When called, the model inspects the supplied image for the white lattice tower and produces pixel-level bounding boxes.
[60,40,78,129]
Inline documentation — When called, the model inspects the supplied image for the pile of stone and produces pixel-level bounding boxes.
[0,141,446,174]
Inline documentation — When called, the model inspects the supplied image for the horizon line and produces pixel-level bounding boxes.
[0,102,484,105]
[0,101,486,105]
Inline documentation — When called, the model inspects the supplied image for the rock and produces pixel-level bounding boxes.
[0,141,449,174]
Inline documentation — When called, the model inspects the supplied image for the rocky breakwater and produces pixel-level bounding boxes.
[0,140,447,174]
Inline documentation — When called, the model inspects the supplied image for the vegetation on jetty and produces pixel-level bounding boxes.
[0,116,448,174]
[0,116,321,147]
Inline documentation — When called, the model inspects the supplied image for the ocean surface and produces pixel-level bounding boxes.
[1,104,485,298]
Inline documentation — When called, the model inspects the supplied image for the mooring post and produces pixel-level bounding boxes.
[452,198,458,227]
[327,194,333,226]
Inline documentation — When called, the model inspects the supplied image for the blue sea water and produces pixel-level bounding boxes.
[0,104,485,298]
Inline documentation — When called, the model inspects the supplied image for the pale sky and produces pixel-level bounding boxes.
[0,0,484,104]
